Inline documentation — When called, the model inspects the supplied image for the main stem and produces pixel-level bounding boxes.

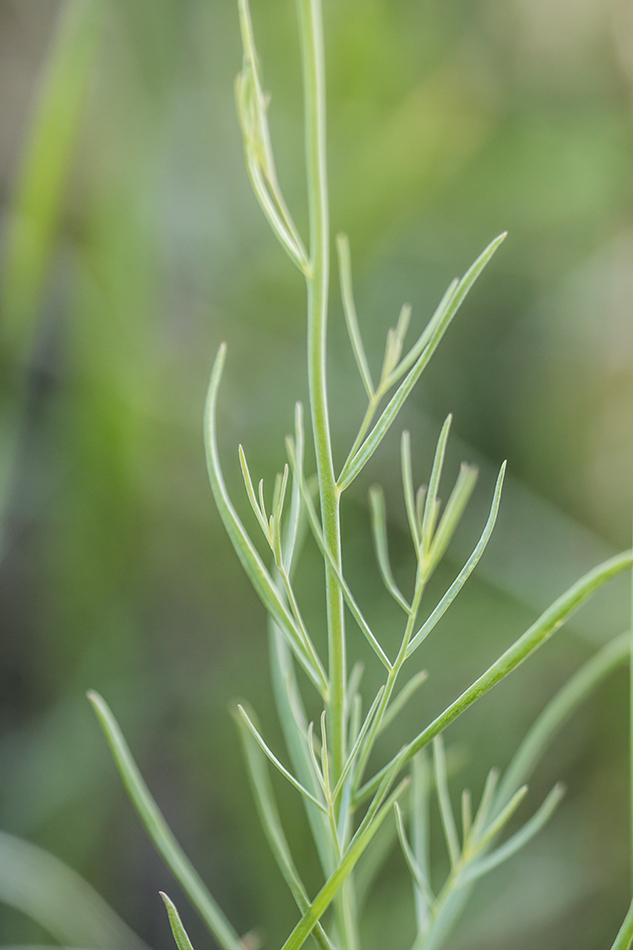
[296,0,346,785]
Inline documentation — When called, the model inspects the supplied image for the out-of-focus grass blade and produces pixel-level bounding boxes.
[87,692,244,950]
[160,893,196,950]
[1,0,102,361]
[0,830,145,949]
[0,0,102,558]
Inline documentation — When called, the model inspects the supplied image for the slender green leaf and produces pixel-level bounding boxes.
[380,671,428,733]
[204,345,328,696]
[383,279,459,391]
[471,785,528,855]
[336,234,374,399]
[462,783,565,883]
[87,692,243,950]
[421,416,452,556]
[238,445,272,542]
[236,713,335,950]
[610,895,633,950]
[359,548,633,802]
[287,438,392,669]
[433,736,460,867]
[369,484,410,613]
[495,631,630,812]
[412,750,432,935]
[401,431,420,552]
[332,687,385,801]
[337,234,507,491]
[427,464,478,573]
[469,768,500,845]
[405,462,506,658]
[237,706,328,812]
[160,894,196,950]
[394,804,434,905]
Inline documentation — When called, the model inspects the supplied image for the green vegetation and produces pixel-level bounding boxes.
[2,1,633,949]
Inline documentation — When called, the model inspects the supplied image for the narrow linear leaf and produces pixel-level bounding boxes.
[336,234,374,399]
[380,671,429,733]
[610,895,633,950]
[238,445,271,542]
[369,484,410,613]
[236,0,307,271]
[235,714,335,950]
[394,804,434,906]
[462,783,565,884]
[427,464,478,573]
[384,278,459,391]
[495,631,630,812]
[401,432,420,551]
[471,785,528,855]
[287,439,392,669]
[421,416,452,556]
[469,769,500,845]
[337,233,506,491]
[461,789,472,846]
[433,736,460,867]
[405,462,506,658]
[268,627,335,877]
[237,706,328,812]
[332,686,386,801]
[282,403,306,573]
[412,750,432,935]
[87,692,243,950]
[160,894,196,950]
[204,345,328,696]
[359,548,633,802]
[405,550,633,764]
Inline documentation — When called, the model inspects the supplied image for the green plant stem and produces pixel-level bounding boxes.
[295,0,346,786]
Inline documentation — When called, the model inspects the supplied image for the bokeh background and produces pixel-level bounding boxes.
[1,0,633,948]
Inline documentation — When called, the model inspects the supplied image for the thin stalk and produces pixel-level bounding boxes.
[296,0,346,786]
[630,523,633,896]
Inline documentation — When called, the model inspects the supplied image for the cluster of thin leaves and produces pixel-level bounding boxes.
[88,2,633,950]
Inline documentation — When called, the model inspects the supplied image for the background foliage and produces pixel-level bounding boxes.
[0,0,633,948]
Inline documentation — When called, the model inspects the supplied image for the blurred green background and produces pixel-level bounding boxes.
[0,0,633,948]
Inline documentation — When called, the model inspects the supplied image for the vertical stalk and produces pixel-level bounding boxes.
[295,0,346,784]
[630,525,633,892]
